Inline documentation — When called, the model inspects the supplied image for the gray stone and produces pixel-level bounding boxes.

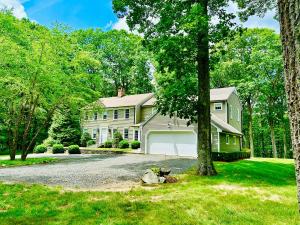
[159,176,166,183]
[159,168,171,176]
[141,169,159,184]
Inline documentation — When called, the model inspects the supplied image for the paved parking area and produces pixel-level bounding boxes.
[0,154,196,190]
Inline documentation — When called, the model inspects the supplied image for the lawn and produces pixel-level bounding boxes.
[0,158,299,225]
[0,158,58,168]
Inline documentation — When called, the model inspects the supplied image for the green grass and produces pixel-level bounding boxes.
[0,158,299,224]
[0,158,58,168]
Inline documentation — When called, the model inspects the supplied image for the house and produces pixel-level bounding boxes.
[82,87,242,157]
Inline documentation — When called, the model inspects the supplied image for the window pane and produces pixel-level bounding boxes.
[114,110,118,119]
[134,130,139,140]
[125,109,130,119]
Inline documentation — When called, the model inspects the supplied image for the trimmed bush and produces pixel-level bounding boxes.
[104,141,113,148]
[119,140,129,149]
[212,151,251,162]
[68,145,81,154]
[52,144,65,154]
[113,131,123,148]
[87,140,96,146]
[131,141,140,149]
[34,144,47,154]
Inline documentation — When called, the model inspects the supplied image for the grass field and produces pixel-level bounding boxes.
[0,158,58,168]
[0,158,299,225]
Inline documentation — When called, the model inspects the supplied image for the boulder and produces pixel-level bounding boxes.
[159,168,171,176]
[159,176,166,183]
[164,175,178,183]
[142,169,159,184]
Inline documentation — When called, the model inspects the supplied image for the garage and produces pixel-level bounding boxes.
[146,131,197,157]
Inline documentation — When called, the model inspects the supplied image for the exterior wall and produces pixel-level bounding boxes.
[210,101,227,122]
[227,93,242,132]
[82,107,138,145]
[141,106,155,122]
[211,126,219,152]
[219,133,241,152]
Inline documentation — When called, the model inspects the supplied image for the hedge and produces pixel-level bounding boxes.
[68,145,81,154]
[131,141,140,149]
[119,140,129,149]
[52,144,65,154]
[34,144,47,154]
[212,151,251,162]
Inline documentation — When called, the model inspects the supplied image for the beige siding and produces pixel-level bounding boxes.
[210,101,227,122]
[211,125,219,152]
[141,106,154,122]
[220,133,241,152]
[227,93,242,132]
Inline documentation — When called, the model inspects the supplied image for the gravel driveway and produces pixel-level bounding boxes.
[0,154,196,190]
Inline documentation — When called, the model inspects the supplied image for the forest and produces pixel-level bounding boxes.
[0,10,291,160]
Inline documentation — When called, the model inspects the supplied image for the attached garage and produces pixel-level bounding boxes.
[146,131,197,157]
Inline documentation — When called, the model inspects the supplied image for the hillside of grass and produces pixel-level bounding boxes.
[0,158,298,225]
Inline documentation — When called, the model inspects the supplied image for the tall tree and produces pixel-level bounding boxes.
[236,0,300,211]
[113,0,237,175]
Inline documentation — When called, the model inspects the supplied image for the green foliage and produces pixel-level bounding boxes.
[68,145,81,154]
[130,141,140,149]
[104,141,113,148]
[52,144,65,154]
[0,157,58,168]
[80,132,92,147]
[87,140,96,146]
[212,151,251,162]
[119,140,129,149]
[33,144,47,154]
[113,131,123,148]
[43,137,60,147]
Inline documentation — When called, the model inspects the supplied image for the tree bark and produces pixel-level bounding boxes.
[247,98,255,157]
[196,0,216,176]
[278,0,300,211]
[269,121,278,158]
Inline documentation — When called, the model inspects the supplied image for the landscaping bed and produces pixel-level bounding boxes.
[80,148,133,154]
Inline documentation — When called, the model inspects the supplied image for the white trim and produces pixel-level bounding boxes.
[123,128,129,139]
[218,132,220,152]
[233,136,237,145]
[102,111,108,120]
[237,110,240,122]
[214,103,223,111]
[124,108,130,119]
[92,128,97,140]
[113,109,118,120]
[226,134,230,145]
[133,129,140,141]
[211,123,222,133]
[144,130,197,155]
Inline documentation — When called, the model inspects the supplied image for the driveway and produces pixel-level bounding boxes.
[0,154,196,190]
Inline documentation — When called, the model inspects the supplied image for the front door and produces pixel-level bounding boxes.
[100,128,108,144]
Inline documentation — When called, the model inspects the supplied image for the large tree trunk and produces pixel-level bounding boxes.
[269,121,278,158]
[278,0,300,211]
[196,0,216,176]
[247,99,255,157]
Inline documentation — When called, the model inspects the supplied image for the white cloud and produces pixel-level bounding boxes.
[112,17,130,31]
[0,0,27,19]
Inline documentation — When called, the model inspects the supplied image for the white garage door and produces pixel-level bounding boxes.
[147,131,197,157]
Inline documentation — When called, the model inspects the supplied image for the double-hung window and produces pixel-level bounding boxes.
[103,111,108,120]
[125,109,130,119]
[134,130,139,141]
[93,112,98,121]
[124,128,129,139]
[226,135,230,145]
[214,103,222,111]
[114,110,118,120]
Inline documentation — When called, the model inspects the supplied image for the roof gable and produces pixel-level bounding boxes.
[99,93,154,108]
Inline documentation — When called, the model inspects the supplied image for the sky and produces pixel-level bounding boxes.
[0,0,280,32]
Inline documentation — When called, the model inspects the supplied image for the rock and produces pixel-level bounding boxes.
[159,168,171,176]
[159,177,166,183]
[164,175,178,183]
[142,169,159,184]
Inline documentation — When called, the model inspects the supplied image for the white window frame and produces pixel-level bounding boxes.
[103,111,108,120]
[214,103,222,111]
[230,105,233,119]
[237,110,240,122]
[124,109,130,119]
[226,135,230,145]
[133,129,139,141]
[92,129,97,140]
[93,112,98,121]
[123,128,129,139]
[113,110,118,120]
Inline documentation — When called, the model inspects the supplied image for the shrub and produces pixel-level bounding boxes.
[80,132,92,147]
[68,145,81,154]
[52,144,65,154]
[104,141,113,148]
[113,131,123,148]
[212,151,251,162]
[119,140,129,149]
[43,137,60,147]
[34,144,47,154]
[131,141,140,149]
[87,140,96,146]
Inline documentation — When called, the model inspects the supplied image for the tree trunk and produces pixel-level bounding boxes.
[278,0,300,211]
[269,121,278,158]
[196,0,216,176]
[247,99,255,157]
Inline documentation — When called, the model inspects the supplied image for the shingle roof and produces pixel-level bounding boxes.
[99,93,154,108]
[211,114,242,135]
[141,87,237,106]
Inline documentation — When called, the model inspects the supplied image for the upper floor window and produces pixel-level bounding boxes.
[103,111,108,120]
[237,110,240,122]
[114,110,118,120]
[214,103,222,111]
[226,135,230,145]
[125,109,130,119]
[93,112,98,121]
[229,105,233,119]
[123,128,129,139]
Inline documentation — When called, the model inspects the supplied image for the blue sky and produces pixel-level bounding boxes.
[0,0,280,32]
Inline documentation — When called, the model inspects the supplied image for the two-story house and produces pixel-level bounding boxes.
[82,87,242,157]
